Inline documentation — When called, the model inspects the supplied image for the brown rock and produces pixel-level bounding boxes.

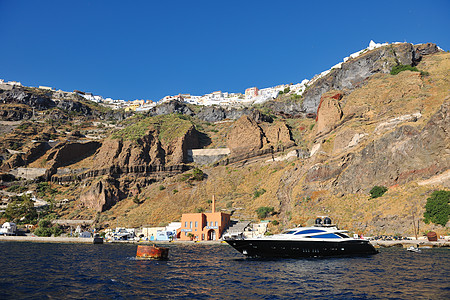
[79,177,120,212]
[168,126,199,165]
[265,121,295,148]
[334,100,450,193]
[45,141,101,169]
[227,116,267,156]
[316,92,344,135]
[1,153,25,171]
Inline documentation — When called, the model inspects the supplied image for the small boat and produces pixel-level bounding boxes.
[407,246,421,253]
[225,217,378,258]
[136,245,169,260]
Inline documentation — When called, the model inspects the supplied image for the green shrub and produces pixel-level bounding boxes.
[4,195,37,223]
[158,185,166,191]
[370,186,388,198]
[423,190,450,226]
[34,219,62,237]
[271,220,279,225]
[38,219,51,228]
[36,182,58,198]
[173,189,178,194]
[256,206,274,219]
[253,188,266,199]
[390,64,419,75]
[7,185,27,193]
[192,168,204,181]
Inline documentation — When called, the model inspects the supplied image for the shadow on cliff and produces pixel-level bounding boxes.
[197,131,212,148]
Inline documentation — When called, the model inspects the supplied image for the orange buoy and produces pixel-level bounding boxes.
[136,245,169,260]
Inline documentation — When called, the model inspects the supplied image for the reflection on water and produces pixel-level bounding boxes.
[0,241,449,299]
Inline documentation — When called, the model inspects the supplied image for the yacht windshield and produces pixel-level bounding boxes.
[312,233,342,239]
[294,229,324,235]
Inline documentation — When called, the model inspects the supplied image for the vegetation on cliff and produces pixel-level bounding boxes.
[111,114,193,142]
[424,191,450,226]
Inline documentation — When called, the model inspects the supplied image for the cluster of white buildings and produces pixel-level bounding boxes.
[159,80,310,108]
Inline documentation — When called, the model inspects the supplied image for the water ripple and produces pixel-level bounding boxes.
[0,242,448,299]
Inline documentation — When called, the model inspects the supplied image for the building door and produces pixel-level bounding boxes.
[208,229,216,240]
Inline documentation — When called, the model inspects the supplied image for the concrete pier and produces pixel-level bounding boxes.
[370,239,450,248]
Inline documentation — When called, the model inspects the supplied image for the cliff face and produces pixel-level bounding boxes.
[302,43,440,113]
[79,176,120,212]
[0,88,56,111]
[334,100,449,193]
[226,115,294,156]
[92,120,199,171]
[94,132,164,169]
[227,116,267,156]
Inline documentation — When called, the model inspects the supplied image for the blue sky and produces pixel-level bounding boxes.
[1,0,449,101]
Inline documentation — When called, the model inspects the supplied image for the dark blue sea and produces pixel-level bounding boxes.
[0,241,448,299]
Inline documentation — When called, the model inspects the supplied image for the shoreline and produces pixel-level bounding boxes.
[1,235,449,248]
[0,235,224,245]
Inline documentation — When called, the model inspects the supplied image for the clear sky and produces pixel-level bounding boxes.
[1,0,449,101]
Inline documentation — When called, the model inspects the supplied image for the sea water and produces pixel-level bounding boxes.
[0,241,448,299]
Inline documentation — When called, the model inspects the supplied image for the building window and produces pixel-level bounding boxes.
[185,222,187,228]
[215,221,218,227]
[190,222,192,228]
[195,221,198,228]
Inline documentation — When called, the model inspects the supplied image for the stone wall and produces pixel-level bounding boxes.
[187,148,231,165]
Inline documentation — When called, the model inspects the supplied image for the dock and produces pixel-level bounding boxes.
[370,239,450,248]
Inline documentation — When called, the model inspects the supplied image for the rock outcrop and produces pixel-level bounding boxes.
[227,115,295,156]
[149,100,194,117]
[259,99,304,118]
[227,116,268,156]
[315,92,344,135]
[0,105,32,121]
[94,131,164,168]
[0,88,56,111]
[264,121,295,148]
[302,43,440,113]
[92,124,199,170]
[56,99,92,115]
[44,141,101,178]
[79,177,120,212]
[333,101,450,193]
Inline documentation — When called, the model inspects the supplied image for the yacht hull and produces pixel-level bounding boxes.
[225,239,378,258]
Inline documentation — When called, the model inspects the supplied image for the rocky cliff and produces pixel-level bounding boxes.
[334,100,449,193]
[79,176,120,212]
[226,115,294,156]
[301,43,440,113]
